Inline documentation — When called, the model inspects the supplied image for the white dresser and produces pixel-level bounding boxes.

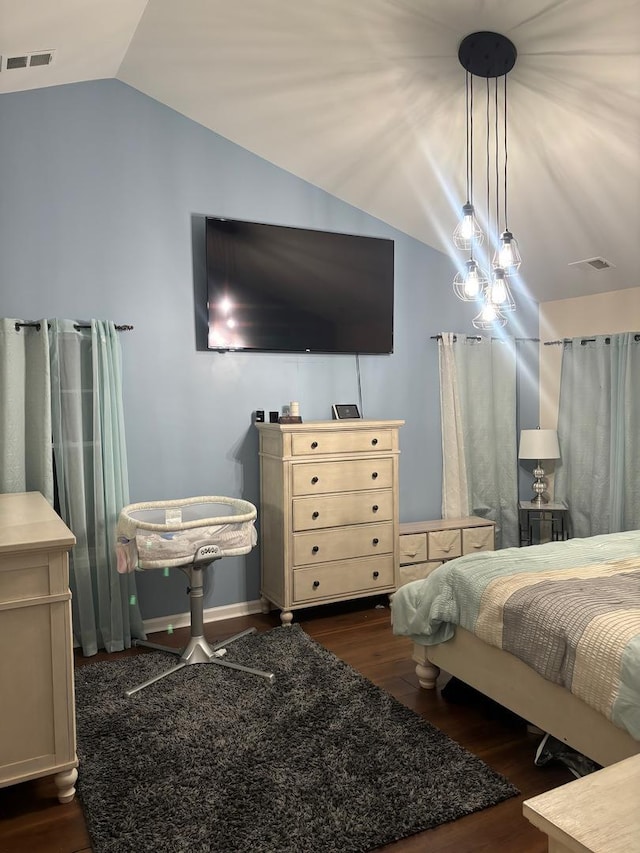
[398,516,496,586]
[257,419,403,624]
[0,491,78,803]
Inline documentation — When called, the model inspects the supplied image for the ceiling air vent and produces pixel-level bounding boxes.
[568,256,616,272]
[30,51,54,67]
[4,50,55,71]
[6,55,28,69]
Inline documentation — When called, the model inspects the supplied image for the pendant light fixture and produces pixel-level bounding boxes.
[492,69,522,274]
[451,32,521,328]
[452,70,490,302]
[453,258,489,301]
[453,73,484,252]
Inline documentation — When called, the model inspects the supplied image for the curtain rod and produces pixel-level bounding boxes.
[430,335,539,342]
[14,322,134,332]
[544,334,640,346]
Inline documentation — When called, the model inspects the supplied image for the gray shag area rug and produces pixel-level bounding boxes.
[74,624,518,853]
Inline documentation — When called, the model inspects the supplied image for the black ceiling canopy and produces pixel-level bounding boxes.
[458,31,517,78]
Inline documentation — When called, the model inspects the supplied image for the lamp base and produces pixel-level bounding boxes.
[531,463,548,505]
[530,494,549,506]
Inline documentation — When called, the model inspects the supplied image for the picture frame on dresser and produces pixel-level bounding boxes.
[331,404,361,420]
[256,419,404,624]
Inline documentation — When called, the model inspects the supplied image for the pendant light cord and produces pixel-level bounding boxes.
[503,74,509,231]
[486,77,490,240]
[495,76,500,240]
[469,72,476,261]
[465,71,470,203]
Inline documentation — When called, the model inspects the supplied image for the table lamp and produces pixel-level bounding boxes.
[518,428,560,506]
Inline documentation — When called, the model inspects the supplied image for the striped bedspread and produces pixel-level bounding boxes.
[391,530,640,740]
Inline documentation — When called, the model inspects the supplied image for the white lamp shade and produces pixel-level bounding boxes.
[518,429,560,461]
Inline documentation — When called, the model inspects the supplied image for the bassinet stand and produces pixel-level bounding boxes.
[118,497,275,698]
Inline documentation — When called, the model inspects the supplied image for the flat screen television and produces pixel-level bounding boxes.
[205,217,394,354]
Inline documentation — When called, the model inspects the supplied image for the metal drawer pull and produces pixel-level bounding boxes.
[311,441,318,449]
[372,538,379,545]
[312,545,319,553]
[312,511,319,519]
[373,570,379,579]
[311,476,319,484]
[372,504,379,512]
[313,580,320,589]
[371,438,378,445]
[371,471,378,479]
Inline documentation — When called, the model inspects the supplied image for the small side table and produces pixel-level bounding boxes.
[523,754,640,853]
[519,501,570,546]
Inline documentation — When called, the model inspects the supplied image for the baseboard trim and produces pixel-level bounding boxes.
[142,599,265,636]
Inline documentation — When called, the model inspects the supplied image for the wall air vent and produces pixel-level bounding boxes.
[4,50,55,71]
[568,256,616,272]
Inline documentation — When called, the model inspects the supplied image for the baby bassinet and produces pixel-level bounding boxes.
[116,495,257,573]
[115,495,274,696]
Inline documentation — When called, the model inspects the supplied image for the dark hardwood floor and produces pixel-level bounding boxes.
[0,598,572,852]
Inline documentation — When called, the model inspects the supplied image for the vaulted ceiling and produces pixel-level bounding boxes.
[2,0,639,304]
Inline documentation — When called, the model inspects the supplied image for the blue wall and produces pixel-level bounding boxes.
[0,79,539,620]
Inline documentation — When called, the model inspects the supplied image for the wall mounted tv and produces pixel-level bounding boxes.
[206,217,394,354]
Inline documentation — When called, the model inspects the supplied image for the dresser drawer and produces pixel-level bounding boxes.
[292,458,393,496]
[293,522,393,567]
[291,429,393,457]
[462,525,495,554]
[292,490,393,532]
[399,533,427,565]
[0,550,71,602]
[293,555,394,603]
[427,529,461,560]
[0,553,53,603]
[398,560,443,586]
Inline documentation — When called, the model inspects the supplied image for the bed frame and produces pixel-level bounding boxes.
[412,627,640,768]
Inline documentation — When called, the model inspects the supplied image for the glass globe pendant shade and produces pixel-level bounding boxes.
[453,203,484,250]
[492,230,522,273]
[453,258,489,301]
[487,267,516,311]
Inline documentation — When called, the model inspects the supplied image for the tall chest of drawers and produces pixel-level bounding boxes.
[257,419,404,624]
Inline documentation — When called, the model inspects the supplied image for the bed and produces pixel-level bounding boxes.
[391,530,640,767]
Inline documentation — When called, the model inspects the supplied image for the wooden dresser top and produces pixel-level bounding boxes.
[0,491,76,554]
[523,754,640,853]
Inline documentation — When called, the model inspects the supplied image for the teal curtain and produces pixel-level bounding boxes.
[439,334,519,548]
[0,317,143,654]
[555,333,640,538]
[49,319,144,655]
[0,320,54,502]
